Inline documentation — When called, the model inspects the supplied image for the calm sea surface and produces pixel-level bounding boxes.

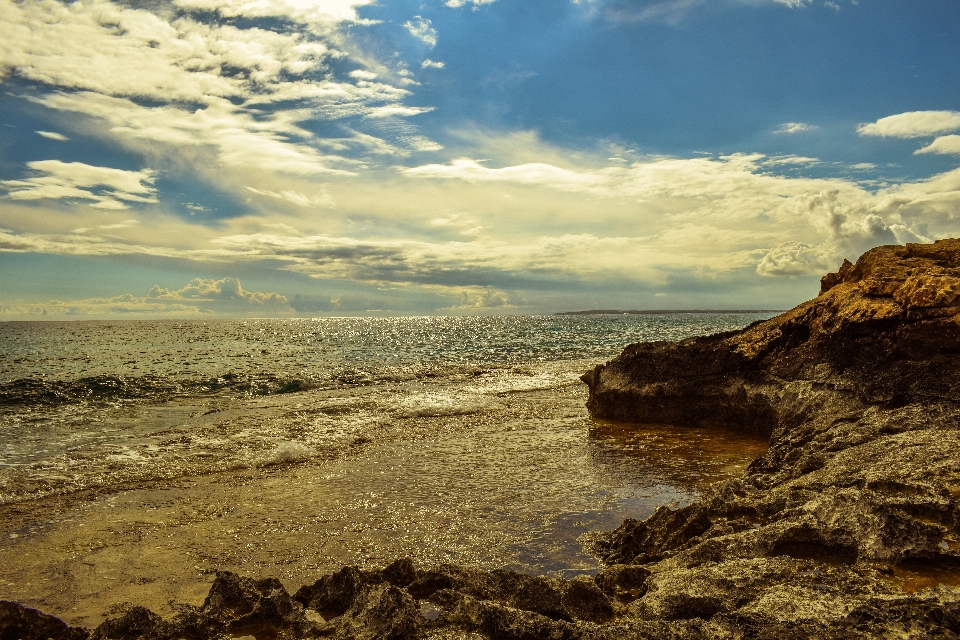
[0,314,774,625]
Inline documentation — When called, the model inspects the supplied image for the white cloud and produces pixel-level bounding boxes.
[857,111,960,138]
[245,186,335,208]
[36,130,69,141]
[366,105,434,118]
[403,158,611,191]
[1,160,157,210]
[173,0,374,25]
[915,135,960,156]
[445,0,498,8]
[3,0,436,184]
[148,277,290,307]
[773,122,819,134]
[756,242,832,276]
[38,92,359,176]
[422,59,446,69]
[403,16,438,48]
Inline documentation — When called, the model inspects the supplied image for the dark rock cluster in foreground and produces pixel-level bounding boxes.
[5,240,960,639]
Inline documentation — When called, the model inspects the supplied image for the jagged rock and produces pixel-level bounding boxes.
[581,239,960,634]
[91,606,172,640]
[333,583,418,640]
[201,571,325,639]
[0,601,89,640]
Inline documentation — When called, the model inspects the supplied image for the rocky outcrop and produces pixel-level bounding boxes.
[580,239,960,635]
[5,240,960,639]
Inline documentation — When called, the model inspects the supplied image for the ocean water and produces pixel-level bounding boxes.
[0,314,774,625]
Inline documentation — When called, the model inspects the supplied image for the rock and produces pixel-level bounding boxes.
[581,239,960,634]
[90,606,172,640]
[560,575,615,623]
[0,601,89,640]
[201,571,324,639]
[333,583,418,640]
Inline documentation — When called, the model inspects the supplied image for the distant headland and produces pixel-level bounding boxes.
[555,309,786,315]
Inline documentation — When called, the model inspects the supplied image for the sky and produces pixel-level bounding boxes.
[1,0,959,318]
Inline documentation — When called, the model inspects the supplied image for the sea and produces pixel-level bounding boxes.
[0,314,775,626]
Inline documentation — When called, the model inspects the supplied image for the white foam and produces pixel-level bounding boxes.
[394,391,494,418]
[266,440,313,464]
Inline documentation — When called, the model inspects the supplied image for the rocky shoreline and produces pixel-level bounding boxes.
[5,240,960,638]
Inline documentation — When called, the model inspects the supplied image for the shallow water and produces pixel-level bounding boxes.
[0,315,774,626]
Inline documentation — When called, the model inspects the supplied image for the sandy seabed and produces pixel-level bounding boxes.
[0,371,766,628]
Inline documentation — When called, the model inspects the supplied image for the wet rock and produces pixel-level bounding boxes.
[91,606,172,640]
[296,566,375,618]
[202,570,323,639]
[333,583,418,640]
[381,558,418,588]
[0,601,89,640]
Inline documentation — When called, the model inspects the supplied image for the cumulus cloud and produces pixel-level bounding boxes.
[421,59,446,69]
[773,122,819,134]
[857,111,960,138]
[403,16,438,48]
[1,160,157,210]
[756,242,832,276]
[915,135,960,156]
[148,277,290,308]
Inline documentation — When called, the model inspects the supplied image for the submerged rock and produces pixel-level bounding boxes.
[5,240,960,638]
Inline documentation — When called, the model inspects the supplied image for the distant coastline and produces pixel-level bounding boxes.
[555,309,786,315]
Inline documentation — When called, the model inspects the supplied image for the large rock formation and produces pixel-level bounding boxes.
[4,240,960,639]
[580,239,960,635]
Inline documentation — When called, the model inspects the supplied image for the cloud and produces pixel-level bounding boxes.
[915,135,960,156]
[245,186,335,208]
[756,242,832,276]
[0,278,292,319]
[38,92,360,176]
[773,122,819,134]
[3,0,437,185]
[35,130,69,141]
[857,111,960,138]
[445,0,499,8]
[422,59,446,69]
[148,277,290,308]
[403,158,611,191]
[173,0,375,24]
[403,16,438,48]
[1,160,157,210]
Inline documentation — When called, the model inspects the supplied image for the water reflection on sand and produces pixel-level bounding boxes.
[0,373,768,628]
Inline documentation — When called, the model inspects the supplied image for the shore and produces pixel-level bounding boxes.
[0,369,764,631]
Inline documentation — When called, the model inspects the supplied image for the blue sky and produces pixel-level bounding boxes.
[1,0,959,317]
